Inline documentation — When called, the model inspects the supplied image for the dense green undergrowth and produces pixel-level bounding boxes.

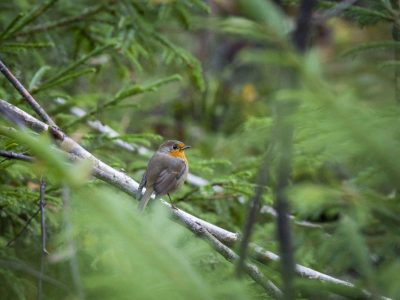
[1,0,400,299]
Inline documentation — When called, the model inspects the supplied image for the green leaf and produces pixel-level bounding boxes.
[0,13,24,41]
[65,74,181,128]
[37,67,97,91]
[3,0,59,39]
[1,42,54,50]
[342,41,400,57]
[29,66,51,90]
[35,43,115,93]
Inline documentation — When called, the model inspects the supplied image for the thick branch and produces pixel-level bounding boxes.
[0,59,56,126]
[250,244,353,286]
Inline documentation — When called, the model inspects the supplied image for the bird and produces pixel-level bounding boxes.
[137,140,190,211]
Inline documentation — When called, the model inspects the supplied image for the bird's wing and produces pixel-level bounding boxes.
[154,159,186,195]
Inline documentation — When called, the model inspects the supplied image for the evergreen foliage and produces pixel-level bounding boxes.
[1,0,400,299]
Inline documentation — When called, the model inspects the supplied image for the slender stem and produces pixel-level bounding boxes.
[314,0,358,24]
[0,150,34,162]
[274,101,296,300]
[273,2,316,299]
[0,59,56,126]
[16,3,108,36]
[37,177,47,300]
[236,144,274,277]
[392,23,400,103]
[6,208,40,247]
[292,0,317,53]
[39,177,48,254]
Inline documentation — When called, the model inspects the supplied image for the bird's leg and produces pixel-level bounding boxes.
[167,193,177,209]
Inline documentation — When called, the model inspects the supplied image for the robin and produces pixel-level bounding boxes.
[137,140,190,211]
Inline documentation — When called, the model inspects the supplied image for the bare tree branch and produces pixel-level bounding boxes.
[0,150,34,162]
[0,59,56,126]
[39,177,48,255]
[37,176,47,300]
[250,244,352,286]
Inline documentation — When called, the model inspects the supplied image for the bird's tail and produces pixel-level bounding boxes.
[138,188,154,212]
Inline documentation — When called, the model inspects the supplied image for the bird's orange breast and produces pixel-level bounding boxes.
[169,150,188,164]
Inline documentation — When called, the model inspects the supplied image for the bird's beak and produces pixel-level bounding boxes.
[182,145,191,150]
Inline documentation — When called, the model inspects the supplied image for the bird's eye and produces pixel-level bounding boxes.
[173,145,178,150]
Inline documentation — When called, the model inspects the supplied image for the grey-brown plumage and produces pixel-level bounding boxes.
[137,140,190,211]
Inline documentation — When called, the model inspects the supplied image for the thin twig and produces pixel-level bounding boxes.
[6,208,40,247]
[16,3,109,36]
[2,0,59,40]
[64,75,181,129]
[0,150,34,162]
[314,0,358,24]
[0,59,56,126]
[39,177,48,255]
[274,101,296,300]
[393,24,400,103]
